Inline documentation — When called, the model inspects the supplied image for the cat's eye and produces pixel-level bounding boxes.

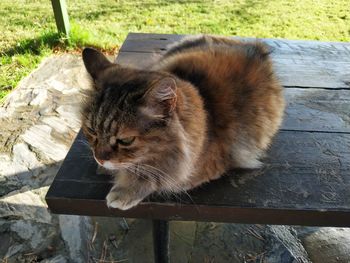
[117,136,136,146]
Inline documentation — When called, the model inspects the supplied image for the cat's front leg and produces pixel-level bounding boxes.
[106,170,156,210]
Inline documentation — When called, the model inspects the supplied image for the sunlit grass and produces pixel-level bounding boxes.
[1,0,349,100]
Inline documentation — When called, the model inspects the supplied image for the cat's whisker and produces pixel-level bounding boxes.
[138,164,180,185]
[125,167,156,186]
[134,164,197,206]
[137,164,188,191]
[135,165,178,188]
[131,165,175,189]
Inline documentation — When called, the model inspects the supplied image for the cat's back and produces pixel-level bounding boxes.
[155,35,284,134]
[159,35,274,84]
[153,35,285,172]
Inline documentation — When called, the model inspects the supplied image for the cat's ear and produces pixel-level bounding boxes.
[82,48,112,79]
[144,77,177,118]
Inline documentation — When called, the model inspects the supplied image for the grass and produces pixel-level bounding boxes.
[1,0,349,100]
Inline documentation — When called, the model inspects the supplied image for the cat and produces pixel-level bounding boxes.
[81,35,285,210]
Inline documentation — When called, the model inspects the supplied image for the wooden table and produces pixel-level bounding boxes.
[46,33,350,262]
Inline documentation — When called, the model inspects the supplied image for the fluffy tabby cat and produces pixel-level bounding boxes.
[81,35,285,210]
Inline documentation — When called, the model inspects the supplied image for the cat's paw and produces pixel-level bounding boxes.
[106,188,143,210]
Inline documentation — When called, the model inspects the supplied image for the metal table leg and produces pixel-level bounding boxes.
[153,219,170,263]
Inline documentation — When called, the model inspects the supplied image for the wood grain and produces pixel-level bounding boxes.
[46,131,350,226]
[116,33,350,88]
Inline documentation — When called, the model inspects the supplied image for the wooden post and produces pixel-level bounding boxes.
[51,0,70,37]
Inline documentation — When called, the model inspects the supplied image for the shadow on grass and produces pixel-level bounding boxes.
[2,32,65,57]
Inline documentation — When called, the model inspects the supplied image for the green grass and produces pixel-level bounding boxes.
[1,0,350,100]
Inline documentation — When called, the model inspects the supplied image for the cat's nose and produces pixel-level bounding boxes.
[95,148,112,161]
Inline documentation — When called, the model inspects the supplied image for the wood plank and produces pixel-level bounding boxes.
[283,88,350,133]
[46,195,350,227]
[46,131,350,226]
[122,33,350,62]
[116,51,350,89]
[117,33,350,88]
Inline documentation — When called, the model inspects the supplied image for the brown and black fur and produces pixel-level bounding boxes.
[81,35,285,210]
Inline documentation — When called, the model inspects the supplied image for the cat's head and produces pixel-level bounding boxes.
[81,48,179,170]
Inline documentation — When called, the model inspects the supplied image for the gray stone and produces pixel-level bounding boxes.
[10,220,44,249]
[30,88,48,106]
[0,231,12,257]
[41,255,68,263]
[302,228,350,263]
[0,218,66,261]
[41,116,71,134]
[190,223,267,263]
[0,108,8,118]
[21,124,69,162]
[0,153,29,178]
[170,221,196,263]
[12,143,41,170]
[55,105,82,131]
[0,54,94,262]
[265,226,311,263]
[0,186,52,224]
[59,215,92,263]
[5,244,23,258]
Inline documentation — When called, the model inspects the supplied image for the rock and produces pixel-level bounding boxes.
[21,124,69,162]
[41,255,68,263]
[41,116,70,134]
[55,105,82,131]
[302,228,350,263]
[0,231,12,256]
[30,88,48,106]
[0,186,52,224]
[5,244,23,258]
[49,79,69,92]
[0,175,19,197]
[190,223,268,262]
[0,54,94,262]
[12,143,41,171]
[59,215,92,263]
[170,221,196,263]
[0,152,29,177]
[265,226,311,263]
[10,220,44,249]
[0,218,66,261]
[0,108,8,118]
[0,152,34,194]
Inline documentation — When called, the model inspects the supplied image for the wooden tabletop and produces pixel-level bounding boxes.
[46,33,350,227]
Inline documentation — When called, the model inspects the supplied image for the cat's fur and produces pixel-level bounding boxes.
[81,35,285,210]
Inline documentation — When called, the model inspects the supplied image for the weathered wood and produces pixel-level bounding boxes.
[51,0,70,37]
[46,130,350,226]
[117,33,350,89]
[283,88,350,133]
[122,33,350,62]
[116,51,350,89]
